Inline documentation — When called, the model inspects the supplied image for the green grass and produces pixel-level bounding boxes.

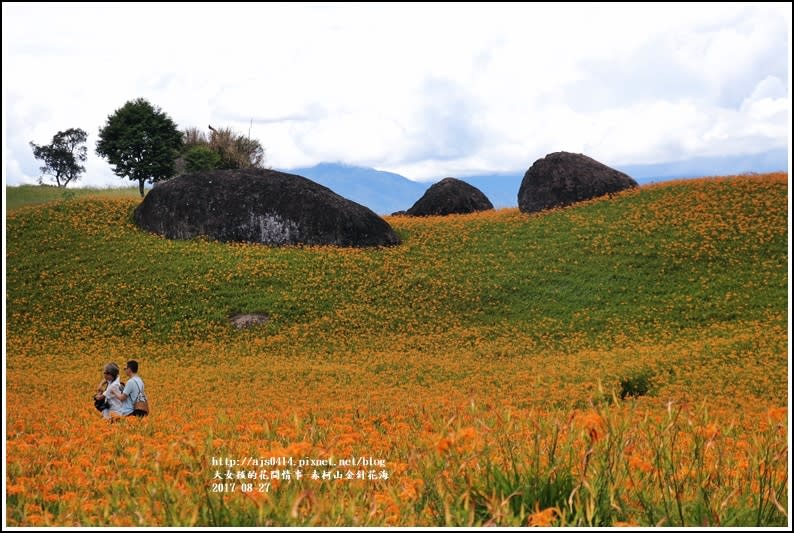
[6,184,141,211]
[5,176,787,350]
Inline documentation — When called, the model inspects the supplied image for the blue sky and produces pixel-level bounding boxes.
[2,3,790,187]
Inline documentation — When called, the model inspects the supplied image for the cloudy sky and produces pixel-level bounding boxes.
[2,3,790,187]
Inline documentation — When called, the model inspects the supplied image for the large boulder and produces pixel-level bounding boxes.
[406,177,493,216]
[518,152,638,213]
[134,169,400,247]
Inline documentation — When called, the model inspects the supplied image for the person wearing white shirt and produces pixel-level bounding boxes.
[98,362,133,419]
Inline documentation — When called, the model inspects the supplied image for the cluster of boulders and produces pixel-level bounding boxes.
[393,151,636,216]
[134,152,636,247]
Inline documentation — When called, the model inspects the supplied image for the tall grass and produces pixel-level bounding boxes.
[6,396,785,526]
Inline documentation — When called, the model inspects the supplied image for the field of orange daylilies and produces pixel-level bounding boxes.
[5,173,789,526]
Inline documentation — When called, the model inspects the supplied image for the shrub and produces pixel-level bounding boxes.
[184,145,221,173]
[619,369,654,399]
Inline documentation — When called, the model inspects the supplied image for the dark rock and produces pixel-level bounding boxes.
[518,152,638,213]
[405,177,493,216]
[134,169,400,247]
[391,210,407,216]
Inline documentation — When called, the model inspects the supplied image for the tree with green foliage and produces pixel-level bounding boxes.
[29,128,88,188]
[96,98,183,197]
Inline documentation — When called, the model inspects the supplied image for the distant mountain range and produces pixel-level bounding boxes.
[286,163,425,215]
[283,148,787,215]
[616,148,788,184]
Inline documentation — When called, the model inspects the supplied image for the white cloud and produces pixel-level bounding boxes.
[2,3,790,187]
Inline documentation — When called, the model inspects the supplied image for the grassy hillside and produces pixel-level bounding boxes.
[5,173,788,526]
[6,184,140,211]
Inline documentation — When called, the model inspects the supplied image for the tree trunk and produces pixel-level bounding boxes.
[139,179,145,197]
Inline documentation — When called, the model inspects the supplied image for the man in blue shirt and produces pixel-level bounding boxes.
[110,359,147,417]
